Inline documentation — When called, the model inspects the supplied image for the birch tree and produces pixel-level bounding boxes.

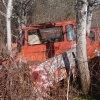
[76,0,100,94]
[76,0,90,94]
[6,0,13,52]
[0,0,13,52]
[87,0,100,34]
[86,1,93,34]
[12,0,35,49]
[13,0,35,37]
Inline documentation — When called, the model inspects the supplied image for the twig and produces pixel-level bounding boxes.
[0,10,6,17]
[67,71,71,100]
[2,0,7,8]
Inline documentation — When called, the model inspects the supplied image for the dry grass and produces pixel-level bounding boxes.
[0,55,100,100]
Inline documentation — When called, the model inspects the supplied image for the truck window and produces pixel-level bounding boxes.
[98,32,100,42]
[66,24,76,41]
[39,26,63,43]
[28,26,63,45]
[90,31,95,41]
[28,30,42,45]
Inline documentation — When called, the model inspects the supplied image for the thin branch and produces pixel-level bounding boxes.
[0,10,6,17]
[2,0,7,8]
[89,0,100,6]
[12,34,19,39]
[26,0,35,12]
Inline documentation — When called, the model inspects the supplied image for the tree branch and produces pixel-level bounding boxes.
[89,0,100,6]
[0,10,6,17]
[26,0,35,12]
[2,0,7,8]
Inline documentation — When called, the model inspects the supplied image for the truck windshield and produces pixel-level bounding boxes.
[66,24,76,41]
[28,26,63,45]
[39,26,63,43]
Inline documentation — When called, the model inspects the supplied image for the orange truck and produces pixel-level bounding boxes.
[13,20,100,98]
[17,20,100,61]
[16,20,78,98]
[12,20,100,98]
[18,20,76,61]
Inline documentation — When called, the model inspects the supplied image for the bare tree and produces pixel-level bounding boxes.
[0,0,13,51]
[87,1,94,34]
[13,0,35,37]
[0,0,35,51]
[76,0,90,94]
[87,0,100,34]
[76,0,100,94]
[11,0,35,50]
[6,0,13,52]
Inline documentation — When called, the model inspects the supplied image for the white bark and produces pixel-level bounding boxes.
[86,6,93,34]
[18,17,23,37]
[76,0,90,94]
[18,15,26,37]
[6,0,13,52]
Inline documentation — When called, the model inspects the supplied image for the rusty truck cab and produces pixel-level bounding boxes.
[18,20,76,62]
[17,20,100,62]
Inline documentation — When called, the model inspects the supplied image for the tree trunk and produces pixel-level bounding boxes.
[76,0,90,94]
[86,6,93,34]
[18,17,23,37]
[6,0,13,52]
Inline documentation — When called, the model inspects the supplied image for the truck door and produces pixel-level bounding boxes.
[40,24,76,58]
[53,24,76,57]
[52,24,76,58]
[41,24,76,58]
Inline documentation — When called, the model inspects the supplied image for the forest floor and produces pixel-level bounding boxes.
[0,57,100,100]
